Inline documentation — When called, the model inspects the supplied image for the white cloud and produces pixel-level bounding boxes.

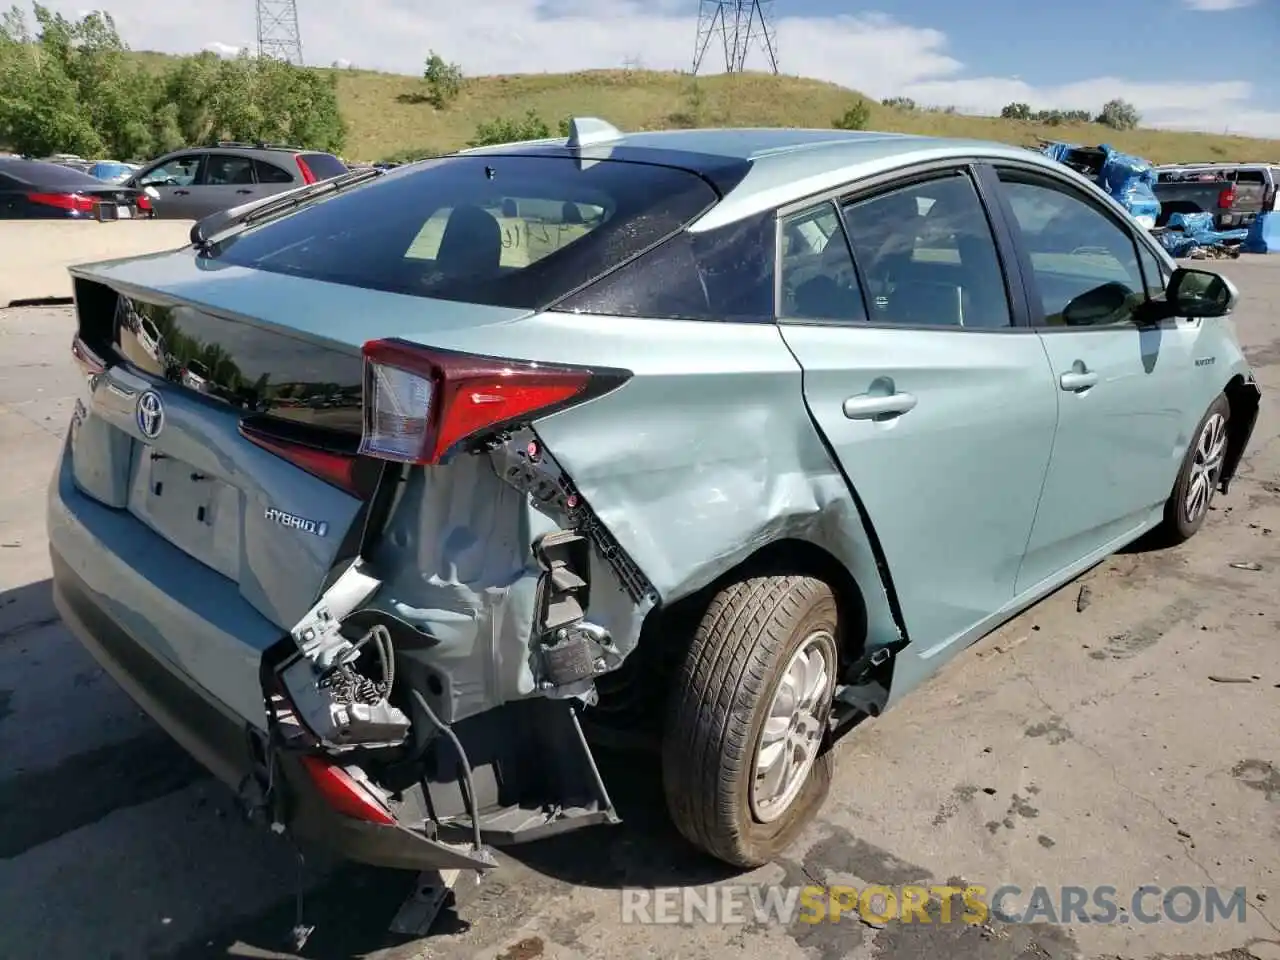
[26,0,1280,138]
[202,41,241,57]
[1182,0,1256,10]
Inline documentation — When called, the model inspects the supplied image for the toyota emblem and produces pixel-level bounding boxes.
[136,390,165,440]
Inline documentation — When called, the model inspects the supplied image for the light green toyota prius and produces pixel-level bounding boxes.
[50,120,1261,880]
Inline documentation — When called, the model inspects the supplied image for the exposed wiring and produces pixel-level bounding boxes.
[409,687,484,854]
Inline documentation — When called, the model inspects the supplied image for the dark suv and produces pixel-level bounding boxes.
[127,142,348,220]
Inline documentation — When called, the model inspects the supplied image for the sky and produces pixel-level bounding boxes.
[50,0,1280,139]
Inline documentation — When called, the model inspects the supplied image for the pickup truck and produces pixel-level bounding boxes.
[1153,163,1278,230]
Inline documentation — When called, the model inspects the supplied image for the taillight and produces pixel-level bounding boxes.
[1218,186,1236,209]
[71,334,106,378]
[29,192,95,213]
[295,155,317,184]
[298,755,396,825]
[239,420,368,497]
[358,339,630,465]
[136,194,152,212]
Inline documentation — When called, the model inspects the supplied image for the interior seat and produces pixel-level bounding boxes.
[435,205,502,278]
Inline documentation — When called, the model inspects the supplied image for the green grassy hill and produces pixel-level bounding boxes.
[129,53,1278,165]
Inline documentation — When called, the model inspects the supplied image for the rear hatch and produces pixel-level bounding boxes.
[68,260,531,636]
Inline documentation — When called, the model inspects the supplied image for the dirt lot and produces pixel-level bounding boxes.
[0,220,192,306]
[1,257,1279,960]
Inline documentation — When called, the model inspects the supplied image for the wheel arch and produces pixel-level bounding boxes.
[1220,373,1261,493]
[591,524,905,735]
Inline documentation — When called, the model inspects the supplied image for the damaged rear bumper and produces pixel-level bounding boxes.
[51,550,497,872]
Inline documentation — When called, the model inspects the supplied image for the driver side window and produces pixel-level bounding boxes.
[998,174,1145,327]
[138,155,202,188]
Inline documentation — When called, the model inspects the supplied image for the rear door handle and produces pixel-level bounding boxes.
[173,189,189,195]
[1059,370,1099,391]
[843,392,917,420]
[235,189,253,194]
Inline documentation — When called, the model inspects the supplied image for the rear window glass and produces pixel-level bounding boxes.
[298,153,349,180]
[209,154,720,309]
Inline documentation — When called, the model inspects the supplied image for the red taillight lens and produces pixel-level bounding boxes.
[71,334,106,378]
[295,155,317,184]
[29,192,95,213]
[1218,186,1236,209]
[358,339,629,465]
[299,755,396,825]
[239,421,364,496]
[136,194,152,212]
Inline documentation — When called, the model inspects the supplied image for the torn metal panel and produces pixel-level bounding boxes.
[358,435,654,725]
[528,322,903,656]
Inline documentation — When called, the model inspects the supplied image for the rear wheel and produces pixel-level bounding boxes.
[1159,393,1231,544]
[661,575,839,868]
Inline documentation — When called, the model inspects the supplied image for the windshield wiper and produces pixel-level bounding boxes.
[190,167,385,249]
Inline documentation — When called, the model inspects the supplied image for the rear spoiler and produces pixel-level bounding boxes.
[188,167,385,249]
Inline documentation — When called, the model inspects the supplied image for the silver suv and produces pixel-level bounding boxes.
[127,142,348,220]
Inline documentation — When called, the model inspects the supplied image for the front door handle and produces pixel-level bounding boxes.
[843,392,918,420]
[173,189,189,196]
[1059,370,1099,391]
[235,188,253,194]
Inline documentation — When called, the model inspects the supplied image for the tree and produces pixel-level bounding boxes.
[832,98,871,131]
[422,50,462,109]
[1000,102,1032,121]
[881,96,917,111]
[468,109,551,147]
[0,4,345,159]
[1096,98,1140,131]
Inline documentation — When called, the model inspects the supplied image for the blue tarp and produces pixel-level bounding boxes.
[1039,141,1161,225]
[1243,211,1280,254]
[1156,211,1249,258]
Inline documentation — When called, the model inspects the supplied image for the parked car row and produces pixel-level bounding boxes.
[0,158,154,220]
[1,141,350,220]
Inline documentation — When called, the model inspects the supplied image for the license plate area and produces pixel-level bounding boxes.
[128,445,243,581]
[93,201,133,221]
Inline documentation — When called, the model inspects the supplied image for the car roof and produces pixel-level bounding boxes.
[0,157,104,182]
[148,145,312,163]
[462,126,1078,230]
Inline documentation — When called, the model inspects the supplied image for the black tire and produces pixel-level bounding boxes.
[1159,393,1231,545]
[661,575,840,868]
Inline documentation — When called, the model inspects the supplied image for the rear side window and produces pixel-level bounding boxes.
[1235,170,1265,184]
[841,172,1011,328]
[254,159,294,184]
[298,153,348,180]
[778,203,867,322]
[209,154,720,309]
[552,209,775,322]
[205,155,256,185]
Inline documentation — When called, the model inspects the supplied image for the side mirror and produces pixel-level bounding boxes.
[1061,281,1138,327]
[1166,266,1237,318]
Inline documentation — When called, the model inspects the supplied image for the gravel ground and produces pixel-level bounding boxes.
[2,256,1279,960]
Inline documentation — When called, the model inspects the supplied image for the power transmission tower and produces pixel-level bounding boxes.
[256,0,304,65]
[692,0,779,76]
